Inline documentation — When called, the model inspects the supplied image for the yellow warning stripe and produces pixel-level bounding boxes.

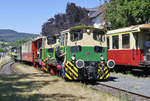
[98,65,106,73]
[65,68,77,80]
[100,71,108,79]
[100,67,109,80]
[104,73,110,80]
[103,67,110,80]
[65,68,72,76]
[65,73,72,80]
[43,66,48,72]
[65,63,78,77]
[98,66,107,79]
[68,62,78,72]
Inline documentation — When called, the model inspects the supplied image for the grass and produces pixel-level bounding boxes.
[0,63,127,101]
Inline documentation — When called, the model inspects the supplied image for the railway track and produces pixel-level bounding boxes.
[90,80,150,101]
[0,61,17,75]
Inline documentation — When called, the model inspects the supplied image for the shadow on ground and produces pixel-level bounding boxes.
[0,73,86,101]
[112,66,150,77]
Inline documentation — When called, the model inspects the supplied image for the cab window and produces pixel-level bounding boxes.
[48,48,54,53]
[70,29,83,42]
[107,36,110,49]
[47,37,56,45]
[94,46,105,53]
[93,30,105,42]
[70,46,82,53]
[61,34,65,46]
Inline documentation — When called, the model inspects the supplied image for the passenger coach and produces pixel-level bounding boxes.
[107,24,150,67]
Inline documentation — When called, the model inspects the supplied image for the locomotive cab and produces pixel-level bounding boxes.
[61,26,113,80]
[41,35,60,64]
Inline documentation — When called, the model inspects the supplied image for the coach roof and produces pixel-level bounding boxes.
[107,24,150,35]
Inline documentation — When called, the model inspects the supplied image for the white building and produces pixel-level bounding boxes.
[86,4,107,29]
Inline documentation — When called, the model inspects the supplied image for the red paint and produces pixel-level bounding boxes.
[32,38,42,63]
[56,65,61,70]
[36,64,39,69]
[50,68,56,75]
[108,49,144,66]
[22,52,33,62]
[46,64,56,75]
[47,64,49,70]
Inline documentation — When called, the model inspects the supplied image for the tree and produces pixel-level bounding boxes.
[14,39,27,47]
[41,3,91,36]
[106,0,150,29]
[0,48,5,53]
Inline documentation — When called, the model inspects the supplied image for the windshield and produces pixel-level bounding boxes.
[70,29,83,42]
[93,30,105,42]
[47,36,56,45]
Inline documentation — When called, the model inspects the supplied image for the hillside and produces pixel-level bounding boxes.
[0,29,38,42]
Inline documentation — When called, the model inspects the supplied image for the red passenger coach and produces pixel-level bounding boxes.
[22,40,33,62]
[32,37,43,66]
[106,24,150,67]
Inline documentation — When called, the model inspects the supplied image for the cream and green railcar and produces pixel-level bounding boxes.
[39,35,61,74]
[60,27,115,80]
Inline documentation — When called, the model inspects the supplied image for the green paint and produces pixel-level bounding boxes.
[66,46,107,62]
[41,48,55,60]
[42,49,45,60]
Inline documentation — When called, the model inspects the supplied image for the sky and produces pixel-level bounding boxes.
[0,0,101,34]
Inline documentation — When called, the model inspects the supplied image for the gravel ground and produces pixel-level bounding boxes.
[96,73,150,97]
[0,62,16,75]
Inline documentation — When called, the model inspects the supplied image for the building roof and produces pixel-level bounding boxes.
[86,4,107,19]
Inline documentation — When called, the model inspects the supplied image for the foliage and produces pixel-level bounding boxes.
[106,0,150,29]
[72,24,95,29]
[0,48,5,52]
[41,3,91,36]
[14,39,28,47]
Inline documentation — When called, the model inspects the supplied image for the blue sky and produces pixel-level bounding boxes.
[0,0,101,34]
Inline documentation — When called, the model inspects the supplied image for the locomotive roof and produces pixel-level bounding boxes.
[107,24,150,35]
[61,26,106,34]
[47,34,60,37]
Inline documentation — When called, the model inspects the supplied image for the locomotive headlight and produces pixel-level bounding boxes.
[107,60,115,69]
[71,54,75,61]
[71,56,75,60]
[76,59,84,68]
[100,54,104,60]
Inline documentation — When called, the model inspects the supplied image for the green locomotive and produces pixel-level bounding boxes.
[57,26,115,80]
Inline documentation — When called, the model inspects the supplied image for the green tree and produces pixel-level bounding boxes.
[106,0,150,29]
[14,39,27,47]
[0,48,5,52]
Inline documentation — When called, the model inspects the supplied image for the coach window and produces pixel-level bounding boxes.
[112,35,119,49]
[122,34,130,48]
[107,36,110,49]
[70,29,83,42]
[133,33,138,49]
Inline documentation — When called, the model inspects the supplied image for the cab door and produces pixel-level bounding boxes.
[144,32,150,61]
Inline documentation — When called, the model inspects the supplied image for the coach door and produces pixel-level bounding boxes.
[144,32,150,61]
